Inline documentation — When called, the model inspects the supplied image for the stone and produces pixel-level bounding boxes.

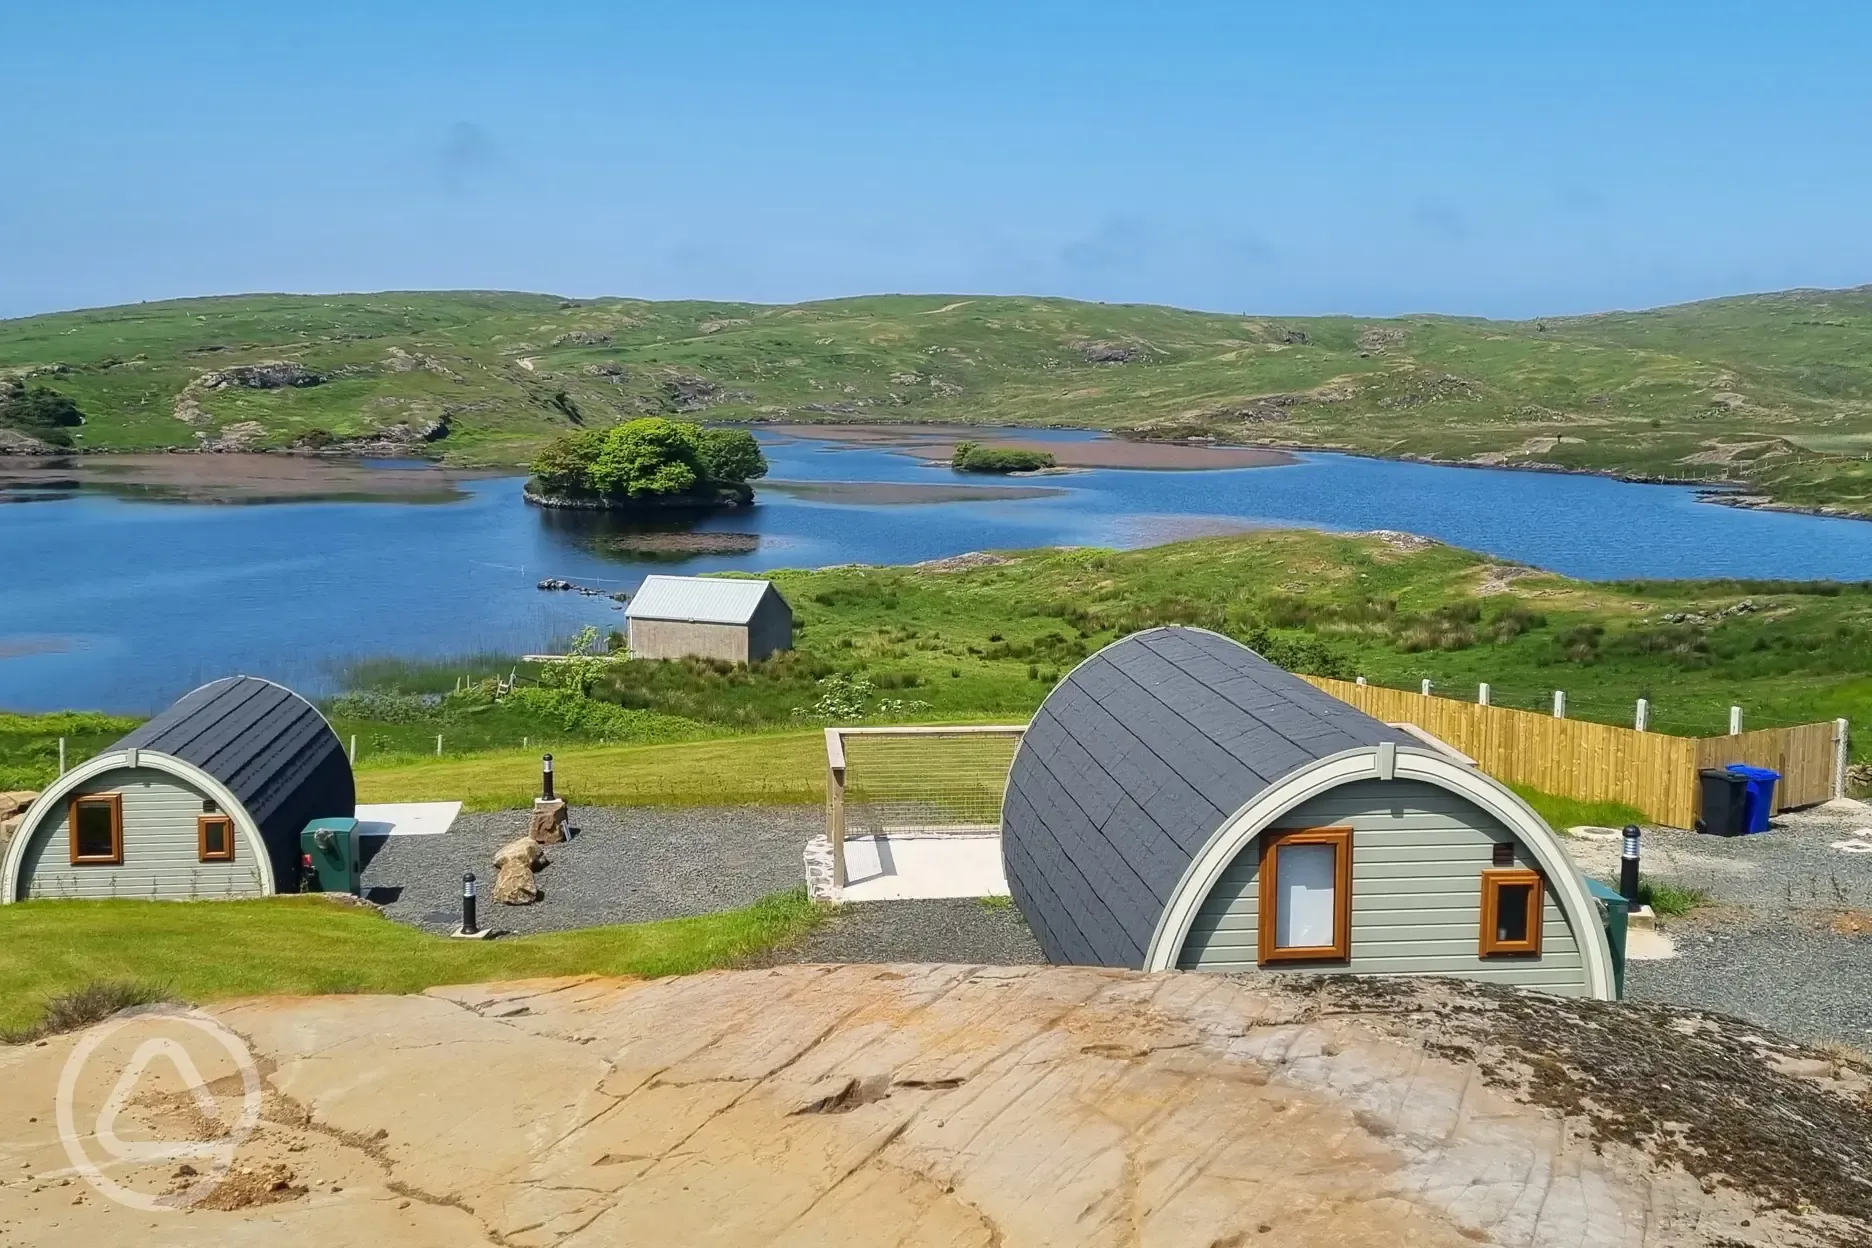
[493,836,544,870]
[490,858,539,905]
[529,799,567,845]
[1,968,1864,1245]
[1,790,36,817]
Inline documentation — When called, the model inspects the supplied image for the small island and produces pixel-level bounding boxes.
[951,440,1057,474]
[525,418,767,510]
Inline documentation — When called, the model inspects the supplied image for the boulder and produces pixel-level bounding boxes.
[529,800,568,845]
[493,836,544,870]
[490,858,539,905]
[1,790,37,817]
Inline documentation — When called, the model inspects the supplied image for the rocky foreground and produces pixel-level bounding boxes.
[2,966,1869,1246]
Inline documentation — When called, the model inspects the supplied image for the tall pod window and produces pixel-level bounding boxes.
[69,793,124,865]
[198,815,235,863]
[1480,868,1544,956]
[1257,827,1352,964]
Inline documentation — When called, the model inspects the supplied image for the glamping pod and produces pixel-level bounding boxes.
[2,677,354,902]
[1002,628,1617,999]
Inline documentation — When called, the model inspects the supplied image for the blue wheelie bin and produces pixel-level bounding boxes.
[1725,764,1780,834]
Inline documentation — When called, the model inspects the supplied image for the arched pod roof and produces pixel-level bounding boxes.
[114,676,354,888]
[1002,627,1414,969]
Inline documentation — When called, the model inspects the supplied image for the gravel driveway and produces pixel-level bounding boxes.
[359,805,820,937]
[1563,801,1872,1046]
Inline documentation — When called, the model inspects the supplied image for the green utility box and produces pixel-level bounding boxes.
[299,817,362,895]
[1586,877,1630,1000]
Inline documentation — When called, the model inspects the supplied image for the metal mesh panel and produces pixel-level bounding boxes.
[841,730,1023,836]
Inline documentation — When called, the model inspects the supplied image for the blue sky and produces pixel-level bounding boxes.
[4,1,1869,320]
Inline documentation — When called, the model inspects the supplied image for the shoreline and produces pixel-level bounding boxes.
[2,427,1866,524]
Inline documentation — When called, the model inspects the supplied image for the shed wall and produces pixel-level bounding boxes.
[628,618,750,664]
[746,594,794,661]
[1177,778,1589,995]
[15,767,266,901]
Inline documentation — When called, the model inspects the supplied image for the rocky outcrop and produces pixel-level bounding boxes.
[659,375,725,411]
[6,968,1867,1244]
[583,362,628,382]
[523,481,754,511]
[197,362,324,390]
[551,331,612,347]
[1076,340,1144,363]
[0,428,55,453]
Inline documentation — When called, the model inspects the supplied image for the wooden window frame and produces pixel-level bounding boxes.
[68,793,124,866]
[198,814,236,863]
[1257,826,1353,965]
[1479,868,1544,957]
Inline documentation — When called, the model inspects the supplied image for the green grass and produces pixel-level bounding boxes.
[1511,784,1648,832]
[9,287,1872,514]
[356,730,828,810]
[0,890,822,1036]
[1638,877,1711,918]
[15,528,1869,793]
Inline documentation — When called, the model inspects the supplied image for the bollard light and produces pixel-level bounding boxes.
[462,872,479,936]
[1620,825,1641,906]
[542,753,555,802]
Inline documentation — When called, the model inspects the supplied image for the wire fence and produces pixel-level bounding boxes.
[838,729,1026,835]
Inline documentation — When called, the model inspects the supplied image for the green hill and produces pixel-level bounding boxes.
[4,287,1872,515]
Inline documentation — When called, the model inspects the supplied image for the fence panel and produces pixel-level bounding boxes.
[1693,721,1839,812]
[1304,678,1840,828]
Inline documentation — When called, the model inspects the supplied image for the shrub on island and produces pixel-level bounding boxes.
[951,441,1056,473]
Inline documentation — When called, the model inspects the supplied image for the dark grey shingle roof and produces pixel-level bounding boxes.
[1002,627,1410,969]
[116,677,354,886]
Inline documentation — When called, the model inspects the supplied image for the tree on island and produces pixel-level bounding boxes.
[530,418,767,504]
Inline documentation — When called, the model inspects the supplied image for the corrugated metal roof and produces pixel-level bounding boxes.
[115,676,354,886]
[625,575,776,625]
[1002,627,1412,969]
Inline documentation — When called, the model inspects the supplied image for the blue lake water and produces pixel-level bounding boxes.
[3,427,1871,713]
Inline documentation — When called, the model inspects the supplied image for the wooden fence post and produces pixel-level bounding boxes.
[1635,699,1649,732]
[58,737,66,777]
[1729,706,1743,736]
[349,734,357,763]
[436,734,443,757]
[1552,691,1566,719]
[1420,679,1433,696]
[1478,683,1491,706]
[1356,676,1367,686]
[1837,718,1853,800]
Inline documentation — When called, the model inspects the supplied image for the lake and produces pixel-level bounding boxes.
[4,427,1871,713]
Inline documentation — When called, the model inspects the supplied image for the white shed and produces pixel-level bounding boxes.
[625,575,793,664]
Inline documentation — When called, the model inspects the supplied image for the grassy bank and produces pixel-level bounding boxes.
[7,288,1872,514]
[0,891,821,1036]
[8,530,1869,791]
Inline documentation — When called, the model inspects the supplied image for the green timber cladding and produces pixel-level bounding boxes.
[1001,627,1616,999]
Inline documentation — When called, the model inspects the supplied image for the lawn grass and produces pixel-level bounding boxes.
[356,729,829,810]
[1510,784,1649,832]
[10,288,1872,515]
[0,890,822,1036]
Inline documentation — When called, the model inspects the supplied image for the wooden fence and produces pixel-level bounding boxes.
[1304,677,1846,829]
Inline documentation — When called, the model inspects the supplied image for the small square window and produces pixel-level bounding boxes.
[69,794,124,865]
[1257,827,1353,964]
[198,815,235,863]
[1480,868,1543,956]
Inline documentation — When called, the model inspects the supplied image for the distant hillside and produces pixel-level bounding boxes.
[3,287,1872,516]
